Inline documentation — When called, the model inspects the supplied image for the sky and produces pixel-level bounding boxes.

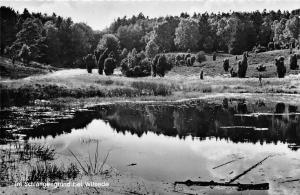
[1,0,299,30]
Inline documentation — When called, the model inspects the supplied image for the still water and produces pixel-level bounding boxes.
[25,99,300,189]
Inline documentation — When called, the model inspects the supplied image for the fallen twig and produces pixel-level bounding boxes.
[212,157,244,169]
[174,180,269,191]
[279,179,300,183]
[228,155,273,184]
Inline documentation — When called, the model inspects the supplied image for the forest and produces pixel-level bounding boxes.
[1,6,300,71]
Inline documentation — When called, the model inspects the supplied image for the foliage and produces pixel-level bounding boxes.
[195,51,206,63]
[18,44,31,64]
[237,52,248,78]
[0,7,18,54]
[98,48,109,75]
[97,34,120,55]
[174,18,200,51]
[289,53,298,70]
[223,58,230,72]
[104,57,116,75]
[152,54,172,77]
[84,54,96,73]
[121,51,151,77]
[145,40,159,59]
[152,20,178,52]
[1,6,300,68]
[275,56,286,78]
[117,24,145,51]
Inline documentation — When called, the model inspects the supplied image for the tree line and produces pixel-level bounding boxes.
[1,6,300,69]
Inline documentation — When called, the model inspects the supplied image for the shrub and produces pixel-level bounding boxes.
[104,57,116,75]
[83,54,96,73]
[237,52,248,78]
[275,56,286,78]
[213,52,217,61]
[187,57,192,66]
[98,48,109,75]
[186,56,195,66]
[289,54,298,70]
[223,58,230,72]
[184,53,191,61]
[152,54,172,77]
[121,52,151,77]
[191,56,196,64]
[195,51,206,63]
[256,64,266,72]
[230,67,237,77]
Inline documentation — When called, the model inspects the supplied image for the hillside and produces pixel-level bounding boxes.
[169,49,300,78]
[0,57,57,79]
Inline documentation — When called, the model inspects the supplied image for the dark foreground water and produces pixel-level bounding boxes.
[2,98,300,194]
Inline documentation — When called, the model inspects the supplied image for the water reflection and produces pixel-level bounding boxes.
[23,100,300,193]
[15,101,300,148]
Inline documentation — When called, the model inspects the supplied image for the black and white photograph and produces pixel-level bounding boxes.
[0,0,300,194]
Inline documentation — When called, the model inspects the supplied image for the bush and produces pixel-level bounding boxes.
[256,64,266,72]
[152,54,172,77]
[195,51,206,63]
[186,56,195,66]
[213,52,217,61]
[83,54,96,73]
[237,52,248,78]
[223,58,230,72]
[184,53,191,61]
[104,57,116,75]
[289,54,298,70]
[121,51,151,77]
[275,56,286,78]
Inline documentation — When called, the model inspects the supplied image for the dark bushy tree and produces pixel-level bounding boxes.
[289,54,298,70]
[104,57,116,75]
[275,56,286,78]
[84,54,96,73]
[152,54,172,77]
[237,52,248,78]
[223,59,230,71]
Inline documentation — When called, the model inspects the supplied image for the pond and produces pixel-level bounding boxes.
[2,98,300,193]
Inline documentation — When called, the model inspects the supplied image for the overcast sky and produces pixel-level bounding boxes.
[2,0,299,30]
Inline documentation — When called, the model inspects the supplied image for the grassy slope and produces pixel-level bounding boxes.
[1,49,300,106]
[169,49,300,77]
[0,56,56,79]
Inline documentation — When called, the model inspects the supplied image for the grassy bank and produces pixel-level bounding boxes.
[1,49,299,107]
[1,70,299,107]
